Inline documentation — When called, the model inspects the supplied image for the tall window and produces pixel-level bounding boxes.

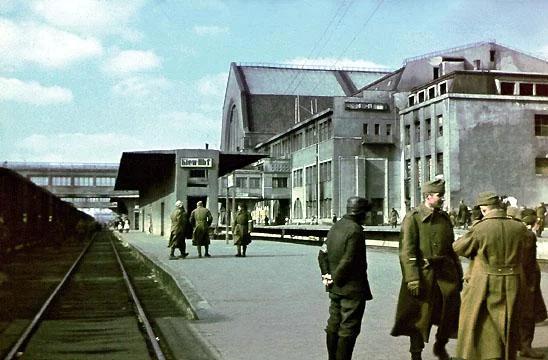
[425,118,431,140]
[319,161,332,183]
[386,124,392,136]
[405,125,411,145]
[436,153,444,176]
[272,177,287,188]
[249,177,261,189]
[437,115,444,136]
[293,169,303,187]
[414,121,421,142]
[236,177,247,188]
[535,114,548,136]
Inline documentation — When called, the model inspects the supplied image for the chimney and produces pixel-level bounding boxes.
[205,143,209,149]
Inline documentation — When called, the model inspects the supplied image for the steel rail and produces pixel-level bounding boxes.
[110,235,166,360]
[3,239,94,360]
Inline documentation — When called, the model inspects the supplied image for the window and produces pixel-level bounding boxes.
[414,121,421,142]
[405,125,411,145]
[436,153,444,176]
[418,91,425,103]
[490,49,496,62]
[249,177,261,189]
[433,67,439,79]
[236,177,247,188]
[74,177,93,186]
[272,177,288,188]
[439,82,447,95]
[536,158,548,175]
[96,177,115,186]
[363,123,368,135]
[520,83,533,96]
[305,126,316,147]
[425,155,432,181]
[374,124,380,135]
[189,169,207,178]
[408,95,415,107]
[386,124,392,136]
[52,176,71,186]
[30,176,48,186]
[535,114,548,136]
[318,119,332,142]
[428,86,436,99]
[437,115,444,136]
[415,158,422,188]
[320,161,332,182]
[500,82,515,95]
[293,169,303,187]
[425,118,431,140]
[537,84,548,96]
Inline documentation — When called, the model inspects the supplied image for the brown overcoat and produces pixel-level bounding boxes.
[391,204,463,342]
[190,206,213,246]
[453,209,528,360]
[520,229,547,326]
[232,209,252,246]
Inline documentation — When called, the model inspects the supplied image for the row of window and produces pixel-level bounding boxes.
[405,154,444,187]
[405,115,444,144]
[408,82,448,107]
[232,176,288,189]
[61,197,111,203]
[498,81,548,96]
[30,176,116,187]
[270,119,333,157]
[363,122,392,137]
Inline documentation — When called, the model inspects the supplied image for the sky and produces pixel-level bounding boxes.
[1,0,548,164]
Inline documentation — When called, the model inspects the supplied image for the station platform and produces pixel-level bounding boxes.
[116,229,548,360]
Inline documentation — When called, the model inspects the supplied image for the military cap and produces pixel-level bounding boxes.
[519,208,537,225]
[422,179,445,194]
[175,200,183,208]
[476,191,500,206]
[346,196,372,215]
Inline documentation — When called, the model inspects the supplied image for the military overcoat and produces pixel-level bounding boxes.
[232,209,252,246]
[520,229,547,325]
[452,209,528,360]
[190,206,213,246]
[391,204,463,342]
[168,207,187,248]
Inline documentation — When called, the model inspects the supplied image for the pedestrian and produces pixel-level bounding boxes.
[391,179,463,360]
[535,202,546,237]
[318,196,373,360]
[516,208,547,358]
[233,203,252,257]
[123,218,130,233]
[452,191,529,360]
[390,207,399,228]
[168,200,189,260]
[332,213,337,224]
[190,200,213,258]
[264,214,269,226]
[457,200,469,229]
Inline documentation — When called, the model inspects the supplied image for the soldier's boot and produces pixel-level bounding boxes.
[410,352,422,360]
[335,335,357,360]
[235,245,242,257]
[325,331,338,360]
[197,246,202,258]
[242,245,247,257]
[169,248,177,260]
[204,245,211,257]
[520,341,545,359]
[433,337,450,360]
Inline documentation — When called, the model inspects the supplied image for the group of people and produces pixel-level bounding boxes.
[168,200,252,259]
[318,179,547,360]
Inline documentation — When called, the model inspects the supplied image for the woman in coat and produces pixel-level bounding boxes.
[232,203,252,257]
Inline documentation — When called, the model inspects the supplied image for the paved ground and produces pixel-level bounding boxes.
[118,231,548,360]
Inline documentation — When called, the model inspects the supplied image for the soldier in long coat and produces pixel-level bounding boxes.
[516,208,547,358]
[168,200,189,259]
[232,203,252,257]
[190,201,213,258]
[318,196,373,360]
[391,179,463,360]
[453,192,529,360]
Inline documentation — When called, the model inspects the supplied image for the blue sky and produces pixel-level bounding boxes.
[1,0,547,163]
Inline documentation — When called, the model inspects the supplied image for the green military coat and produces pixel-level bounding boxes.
[190,206,213,246]
[453,209,528,360]
[232,210,252,246]
[391,204,462,342]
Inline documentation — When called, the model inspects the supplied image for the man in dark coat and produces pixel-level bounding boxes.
[453,192,528,360]
[232,203,252,257]
[168,200,189,259]
[536,202,546,237]
[318,196,373,360]
[190,201,213,258]
[391,179,463,360]
[517,208,547,358]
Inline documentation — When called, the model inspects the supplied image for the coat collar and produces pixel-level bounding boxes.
[482,208,507,219]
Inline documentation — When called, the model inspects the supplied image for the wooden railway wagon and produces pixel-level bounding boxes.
[0,167,95,259]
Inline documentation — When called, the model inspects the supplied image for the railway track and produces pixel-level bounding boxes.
[0,231,201,360]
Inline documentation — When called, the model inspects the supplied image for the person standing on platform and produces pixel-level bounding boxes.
[390,208,399,228]
[318,196,373,360]
[516,208,547,358]
[391,179,463,360]
[457,200,469,229]
[168,200,189,260]
[453,192,529,360]
[190,201,213,258]
[233,203,252,257]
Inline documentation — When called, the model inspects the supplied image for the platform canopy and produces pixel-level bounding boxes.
[115,150,267,191]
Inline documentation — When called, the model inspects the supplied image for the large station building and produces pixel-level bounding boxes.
[114,41,548,234]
